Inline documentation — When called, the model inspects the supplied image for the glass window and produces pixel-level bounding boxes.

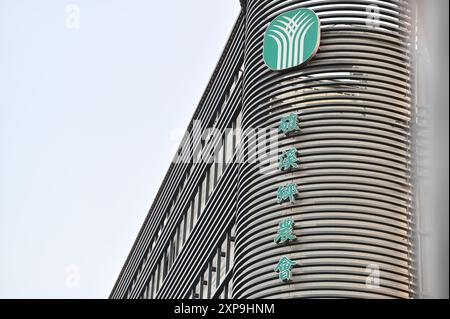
[173,235,177,262]
[186,205,192,238]
[194,279,201,299]
[183,211,187,241]
[226,234,231,273]
[216,143,224,179]
[143,283,148,300]
[201,271,209,299]
[169,239,174,268]
[207,263,213,299]
[227,279,233,299]
[229,228,235,270]
[220,238,227,282]
[194,143,202,164]
[211,249,218,293]
[209,163,216,196]
[230,75,237,93]
[225,127,234,164]
[142,286,147,299]
[231,224,236,240]
[178,216,185,252]
[235,111,242,148]
[193,193,199,223]
[157,225,162,238]
[185,204,192,238]
[147,276,153,299]
[167,247,171,272]
[154,265,160,293]
[221,98,227,113]
[183,173,189,189]
[173,229,178,260]
[223,282,229,299]
[201,177,207,212]
[148,274,155,299]
[153,273,156,298]
[165,247,170,275]
[205,170,210,201]
[163,251,168,279]
[159,258,164,288]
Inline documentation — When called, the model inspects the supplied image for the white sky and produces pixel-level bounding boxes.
[0,0,240,298]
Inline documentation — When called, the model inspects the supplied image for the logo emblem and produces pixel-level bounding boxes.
[263,8,321,71]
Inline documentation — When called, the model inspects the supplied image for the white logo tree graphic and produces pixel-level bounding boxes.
[264,9,320,71]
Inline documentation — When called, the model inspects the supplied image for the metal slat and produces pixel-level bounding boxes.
[234,0,413,299]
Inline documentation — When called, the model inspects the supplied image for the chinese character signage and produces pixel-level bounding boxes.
[274,256,296,282]
[279,113,299,135]
[277,183,298,204]
[278,148,299,171]
[274,217,296,244]
[273,85,305,283]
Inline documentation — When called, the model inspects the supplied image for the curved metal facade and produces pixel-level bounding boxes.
[111,0,416,300]
[234,0,414,299]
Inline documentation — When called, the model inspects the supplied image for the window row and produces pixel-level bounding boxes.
[126,65,244,299]
[186,223,236,299]
[135,111,242,299]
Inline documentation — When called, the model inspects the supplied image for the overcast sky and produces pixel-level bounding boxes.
[0,0,240,298]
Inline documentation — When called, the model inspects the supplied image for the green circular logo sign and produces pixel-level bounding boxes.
[263,8,321,71]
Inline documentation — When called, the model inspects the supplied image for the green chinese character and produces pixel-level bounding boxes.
[274,217,296,244]
[278,148,299,171]
[279,113,299,134]
[274,256,296,282]
[277,183,298,204]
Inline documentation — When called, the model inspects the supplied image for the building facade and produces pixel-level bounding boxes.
[111,0,417,299]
